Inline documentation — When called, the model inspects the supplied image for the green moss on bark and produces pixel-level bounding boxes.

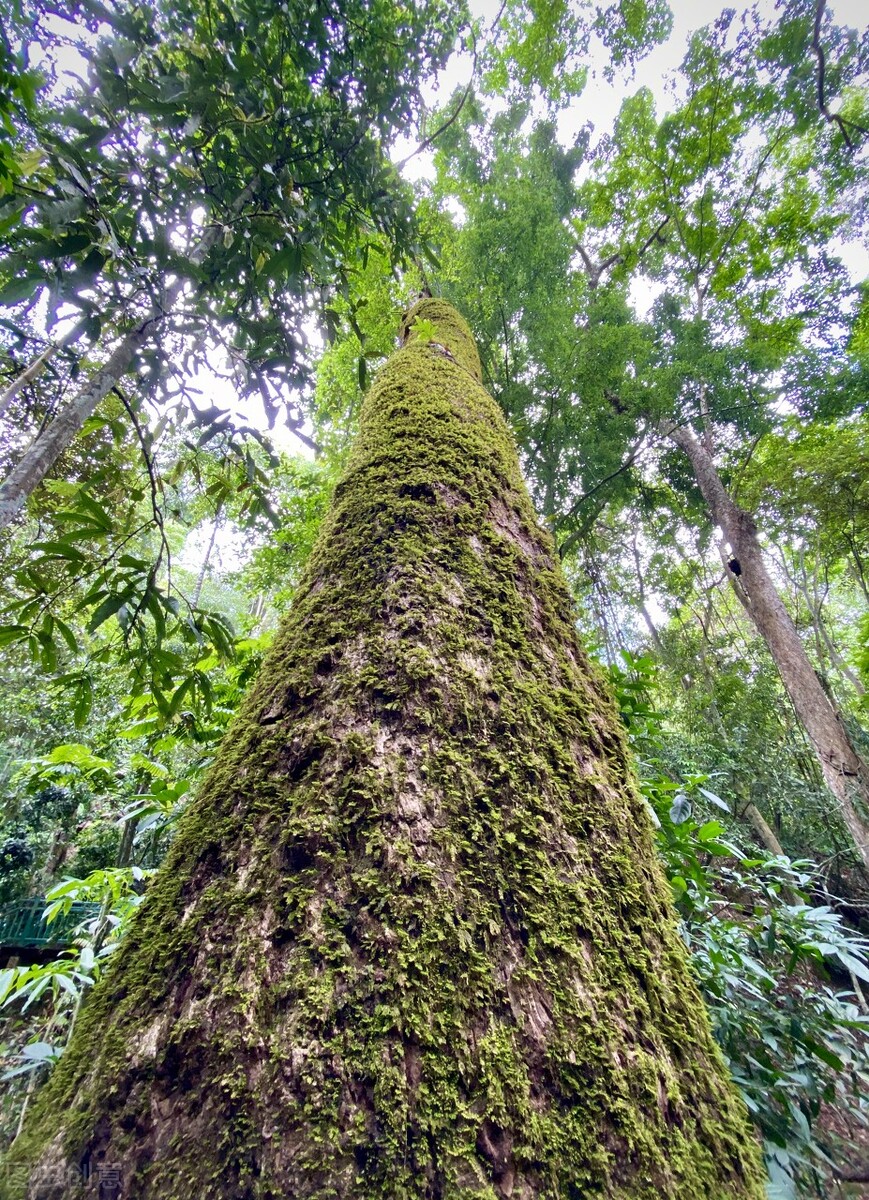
[400,298,484,381]
[3,301,765,1199]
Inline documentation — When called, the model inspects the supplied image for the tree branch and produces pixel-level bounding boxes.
[395,28,478,170]
[556,432,646,559]
[811,0,869,151]
[115,387,173,594]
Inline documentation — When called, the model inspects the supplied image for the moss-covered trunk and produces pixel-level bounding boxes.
[4,301,764,1199]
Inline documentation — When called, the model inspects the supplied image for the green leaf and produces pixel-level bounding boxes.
[698,820,725,842]
[53,617,79,654]
[21,1041,58,1062]
[37,631,57,672]
[45,743,113,772]
[837,950,869,984]
[0,624,29,647]
[703,841,736,857]
[167,676,194,718]
[73,678,94,728]
[0,968,19,1004]
[42,481,80,497]
[129,753,169,778]
[53,972,80,1000]
[800,1037,844,1071]
[80,416,112,436]
[31,540,87,562]
[0,274,41,307]
[76,493,113,529]
[698,787,730,813]
[88,594,126,632]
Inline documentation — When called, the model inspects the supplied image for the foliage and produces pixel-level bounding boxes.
[0,0,464,742]
[0,10,40,198]
[0,865,148,1089]
[0,0,868,1190]
[611,650,869,1196]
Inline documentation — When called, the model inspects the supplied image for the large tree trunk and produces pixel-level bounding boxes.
[664,420,869,869]
[6,302,764,1199]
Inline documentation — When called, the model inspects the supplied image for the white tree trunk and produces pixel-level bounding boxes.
[0,316,89,422]
[0,302,176,528]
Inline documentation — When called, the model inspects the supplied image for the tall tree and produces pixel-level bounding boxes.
[4,301,764,1198]
[588,15,869,865]
[429,7,869,868]
[658,418,869,866]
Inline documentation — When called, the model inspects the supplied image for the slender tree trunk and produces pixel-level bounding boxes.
[192,504,223,608]
[741,800,787,859]
[115,817,138,870]
[794,546,865,697]
[0,306,175,528]
[0,182,258,530]
[846,548,869,607]
[35,828,69,891]
[6,303,764,1200]
[664,420,869,869]
[0,316,92,422]
[631,536,667,658]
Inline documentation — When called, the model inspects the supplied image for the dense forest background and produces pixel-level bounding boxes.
[0,0,868,1194]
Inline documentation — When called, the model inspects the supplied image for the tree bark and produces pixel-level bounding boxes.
[6,303,764,1199]
[741,801,787,859]
[793,546,864,697]
[192,504,223,609]
[663,420,869,870]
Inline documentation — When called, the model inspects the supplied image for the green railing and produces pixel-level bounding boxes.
[0,897,102,950]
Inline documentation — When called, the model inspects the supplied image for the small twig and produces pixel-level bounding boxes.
[576,216,668,290]
[498,300,512,387]
[0,317,87,421]
[557,431,646,559]
[635,214,671,263]
[396,27,478,170]
[115,387,172,593]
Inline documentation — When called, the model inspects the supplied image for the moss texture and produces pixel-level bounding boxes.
[2,301,765,1199]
